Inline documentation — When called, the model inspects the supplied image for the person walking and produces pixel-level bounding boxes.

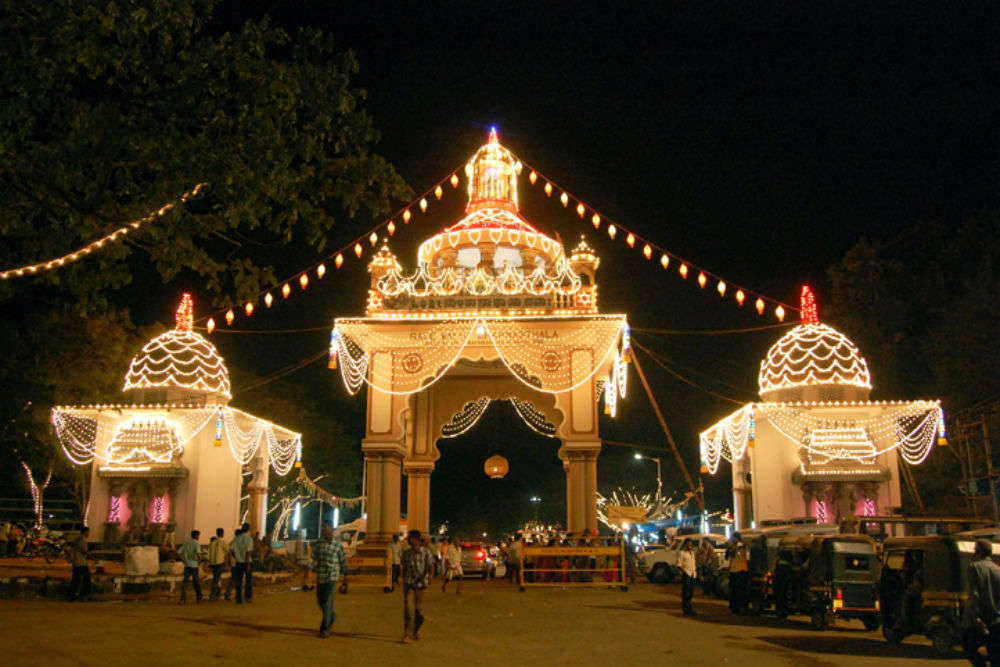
[208,528,228,600]
[678,539,698,616]
[508,533,523,584]
[230,522,253,604]
[178,530,203,604]
[309,524,347,638]
[296,529,312,592]
[68,526,91,601]
[387,533,403,592]
[965,539,1000,666]
[224,527,240,601]
[401,529,434,643]
[442,538,463,593]
[697,539,719,595]
[727,532,750,614]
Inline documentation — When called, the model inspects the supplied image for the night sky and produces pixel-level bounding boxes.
[151,2,1000,532]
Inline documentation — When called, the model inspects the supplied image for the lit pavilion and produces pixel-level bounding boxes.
[52,295,302,544]
[699,286,943,528]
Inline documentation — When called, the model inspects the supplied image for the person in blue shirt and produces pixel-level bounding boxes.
[178,530,202,604]
[230,522,254,603]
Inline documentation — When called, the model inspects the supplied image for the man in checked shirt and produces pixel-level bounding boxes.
[310,524,347,638]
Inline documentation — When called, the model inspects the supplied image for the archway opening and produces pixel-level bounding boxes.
[427,400,564,538]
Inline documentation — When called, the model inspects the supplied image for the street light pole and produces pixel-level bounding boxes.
[635,453,663,519]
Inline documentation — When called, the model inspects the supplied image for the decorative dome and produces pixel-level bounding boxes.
[758,286,871,401]
[417,128,564,270]
[123,294,232,400]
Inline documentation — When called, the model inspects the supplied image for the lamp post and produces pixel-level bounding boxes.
[634,452,663,519]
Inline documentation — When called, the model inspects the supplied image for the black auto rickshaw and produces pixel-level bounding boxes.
[773,534,881,630]
[881,530,1000,656]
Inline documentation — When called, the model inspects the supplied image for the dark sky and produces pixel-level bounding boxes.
[194,1,1000,531]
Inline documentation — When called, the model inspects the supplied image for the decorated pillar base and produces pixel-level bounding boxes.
[404,462,434,537]
[564,444,600,534]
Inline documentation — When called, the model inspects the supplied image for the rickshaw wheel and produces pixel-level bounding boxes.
[862,615,880,631]
[810,608,828,631]
[929,626,954,656]
[882,624,903,643]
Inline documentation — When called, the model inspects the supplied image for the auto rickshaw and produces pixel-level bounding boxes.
[880,530,1000,656]
[773,534,881,630]
[744,524,842,615]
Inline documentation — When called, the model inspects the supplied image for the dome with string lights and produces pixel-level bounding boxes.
[757,286,871,402]
[123,294,232,400]
[416,127,566,272]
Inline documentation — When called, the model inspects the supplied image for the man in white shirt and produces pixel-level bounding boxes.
[678,538,698,616]
[441,538,463,594]
[387,533,403,592]
[207,528,228,600]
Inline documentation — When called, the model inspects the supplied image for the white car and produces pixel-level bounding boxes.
[639,533,729,583]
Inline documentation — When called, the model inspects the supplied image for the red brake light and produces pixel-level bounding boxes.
[476,551,485,560]
[835,588,843,600]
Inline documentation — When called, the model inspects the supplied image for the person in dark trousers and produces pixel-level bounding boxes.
[678,538,698,615]
[178,530,203,604]
[400,529,434,643]
[68,526,91,601]
[208,528,228,600]
[727,532,750,614]
[965,539,1000,667]
[387,533,402,592]
[310,524,347,638]
[230,522,253,604]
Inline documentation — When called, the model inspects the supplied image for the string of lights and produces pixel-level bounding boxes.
[0,183,207,280]
[509,152,798,320]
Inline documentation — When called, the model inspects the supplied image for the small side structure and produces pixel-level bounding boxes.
[51,294,302,545]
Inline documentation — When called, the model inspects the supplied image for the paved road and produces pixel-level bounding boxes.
[0,579,963,667]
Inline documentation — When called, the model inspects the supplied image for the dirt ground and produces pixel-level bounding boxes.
[0,577,964,667]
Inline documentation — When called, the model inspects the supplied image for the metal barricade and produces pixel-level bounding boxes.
[519,540,628,591]
[346,554,393,591]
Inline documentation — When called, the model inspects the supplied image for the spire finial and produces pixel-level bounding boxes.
[800,285,818,324]
[175,293,193,331]
[488,126,499,144]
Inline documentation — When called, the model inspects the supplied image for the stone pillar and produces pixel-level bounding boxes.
[363,446,404,544]
[247,446,269,536]
[564,445,600,534]
[404,462,433,536]
[564,460,576,532]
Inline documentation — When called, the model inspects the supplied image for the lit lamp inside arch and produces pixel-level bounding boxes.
[484,455,509,479]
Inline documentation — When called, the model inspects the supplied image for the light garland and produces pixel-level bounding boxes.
[0,183,206,280]
[699,400,943,473]
[758,323,871,395]
[51,404,300,475]
[441,398,492,438]
[510,397,558,437]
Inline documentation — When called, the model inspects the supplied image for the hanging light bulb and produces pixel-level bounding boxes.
[403,209,411,224]
[544,183,553,197]
[387,221,396,236]
[369,232,378,246]
[419,198,428,212]
[626,233,635,248]
[775,305,786,321]
[643,244,652,259]
[434,185,443,200]
[607,224,617,239]
[317,263,326,278]
[529,171,538,185]
[244,302,254,316]
[354,243,363,258]
[576,203,585,217]
[282,283,291,299]
[660,254,669,269]
[717,280,726,296]
[679,263,688,278]
[335,253,344,269]
[697,272,707,288]
[299,273,309,289]
[755,298,765,314]
[206,318,215,334]
[560,192,569,207]
[450,174,459,188]
[264,292,273,308]
[591,213,601,228]
[225,309,235,325]
[735,289,745,305]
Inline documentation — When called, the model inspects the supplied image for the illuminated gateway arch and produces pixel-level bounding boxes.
[330,130,630,541]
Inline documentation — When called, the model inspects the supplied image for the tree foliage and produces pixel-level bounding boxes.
[0,0,410,310]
